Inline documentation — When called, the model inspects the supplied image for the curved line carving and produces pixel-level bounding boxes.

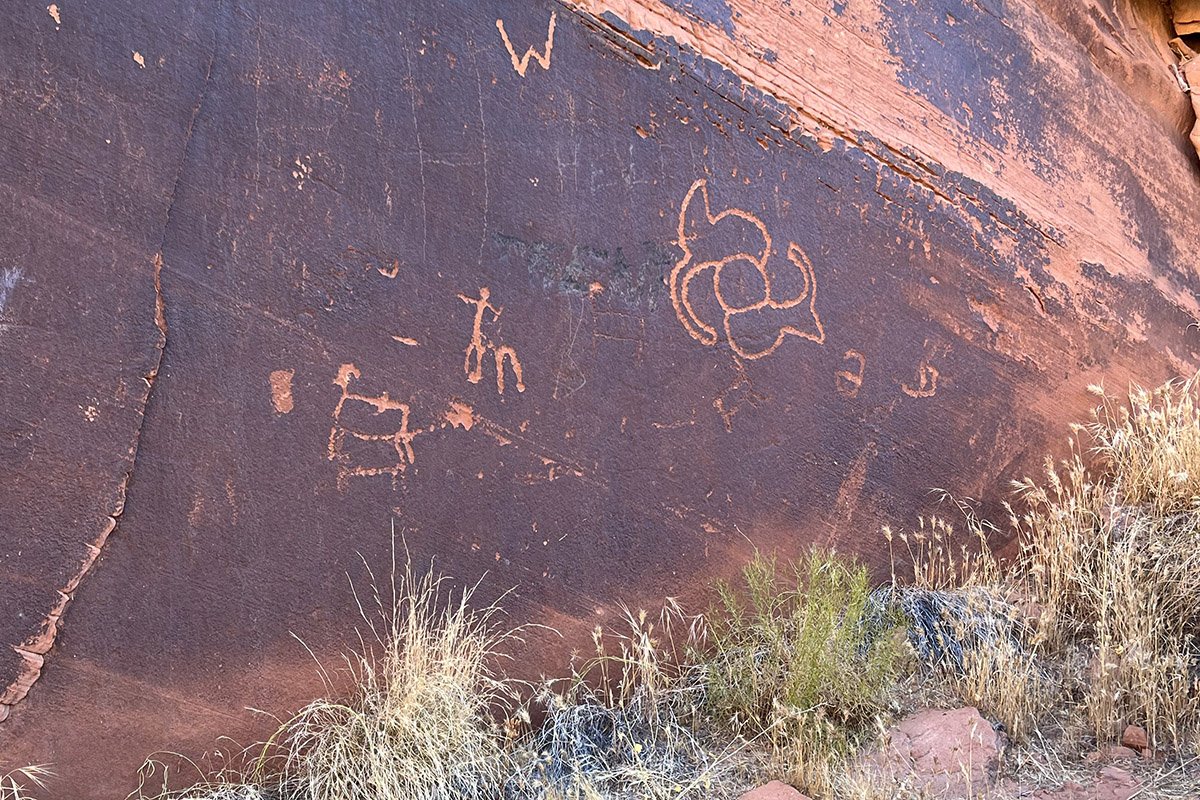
[670,179,825,360]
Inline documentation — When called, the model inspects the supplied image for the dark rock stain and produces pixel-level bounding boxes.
[495,231,673,307]
[878,0,1054,172]
[660,0,736,37]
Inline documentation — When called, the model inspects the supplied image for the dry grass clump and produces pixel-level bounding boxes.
[130,769,268,800]
[890,582,1048,745]
[129,745,277,800]
[1013,379,1200,751]
[0,766,52,800]
[883,517,1050,743]
[135,784,268,800]
[510,605,746,800]
[889,377,1200,757]
[700,549,903,796]
[258,555,521,800]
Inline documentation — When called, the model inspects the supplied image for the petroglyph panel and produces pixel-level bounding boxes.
[328,364,419,488]
[2,1,1199,796]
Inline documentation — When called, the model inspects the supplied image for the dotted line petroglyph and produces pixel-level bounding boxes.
[292,156,312,190]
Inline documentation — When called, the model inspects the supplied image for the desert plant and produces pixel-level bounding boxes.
[129,745,279,800]
[1012,379,1200,750]
[0,766,52,800]
[142,786,267,800]
[257,551,523,800]
[699,549,902,795]
[883,515,1050,743]
[509,604,748,800]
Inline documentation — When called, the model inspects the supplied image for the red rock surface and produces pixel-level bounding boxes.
[1,1,1198,796]
[857,706,1003,797]
[1120,723,1149,751]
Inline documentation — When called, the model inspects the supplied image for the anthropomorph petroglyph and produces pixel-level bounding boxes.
[670,179,825,360]
[496,11,556,77]
[328,363,418,489]
[459,287,526,395]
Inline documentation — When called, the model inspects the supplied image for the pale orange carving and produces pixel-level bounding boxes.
[496,12,556,77]
[713,368,766,432]
[901,361,939,398]
[269,368,295,414]
[346,245,400,278]
[328,363,418,488]
[459,287,526,395]
[836,350,865,398]
[444,400,476,431]
[670,178,825,360]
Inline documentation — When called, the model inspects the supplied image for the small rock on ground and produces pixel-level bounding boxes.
[854,706,1003,799]
[738,779,811,800]
[1121,724,1149,751]
[1029,766,1139,800]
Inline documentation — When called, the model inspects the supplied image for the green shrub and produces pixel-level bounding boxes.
[699,550,902,793]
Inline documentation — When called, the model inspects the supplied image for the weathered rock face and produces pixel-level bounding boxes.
[1,0,1197,795]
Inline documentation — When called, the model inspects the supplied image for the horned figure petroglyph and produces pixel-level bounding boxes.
[459,287,526,395]
[328,363,418,489]
[670,179,825,360]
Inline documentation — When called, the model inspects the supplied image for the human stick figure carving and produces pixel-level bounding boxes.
[459,287,526,395]
[670,178,825,360]
[496,12,556,77]
[328,363,418,489]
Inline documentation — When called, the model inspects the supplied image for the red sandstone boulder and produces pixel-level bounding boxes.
[856,707,1003,798]
[1120,724,1149,751]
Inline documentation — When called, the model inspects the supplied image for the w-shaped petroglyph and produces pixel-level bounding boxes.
[460,287,526,395]
[328,363,419,489]
[670,179,826,360]
[496,12,556,77]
